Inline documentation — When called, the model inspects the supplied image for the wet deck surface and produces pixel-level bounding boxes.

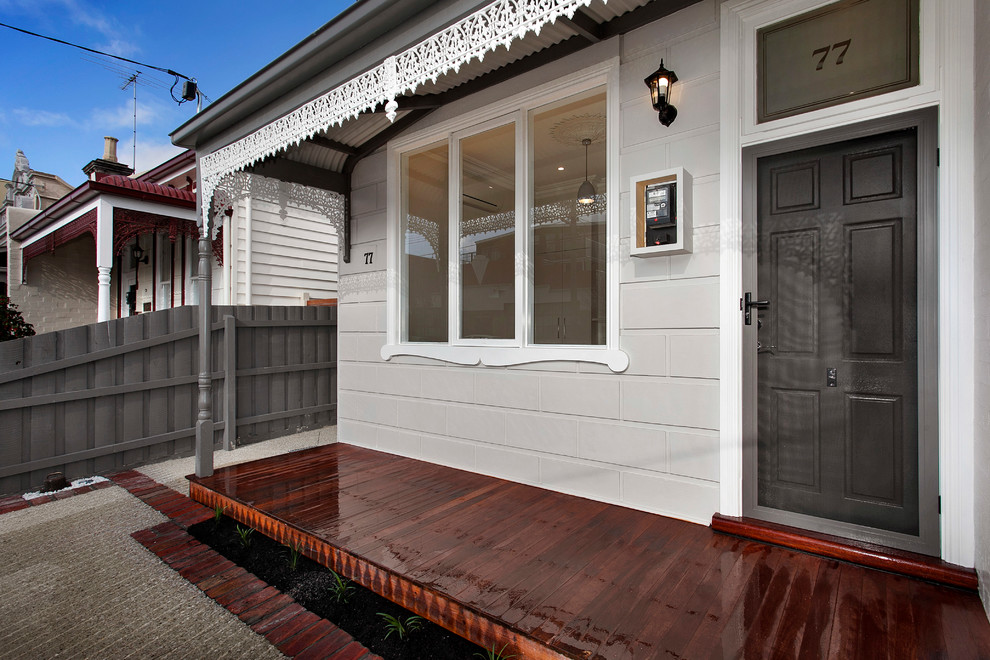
[189,443,990,659]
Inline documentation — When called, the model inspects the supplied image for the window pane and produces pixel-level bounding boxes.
[402,141,449,342]
[531,89,607,345]
[460,123,515,339]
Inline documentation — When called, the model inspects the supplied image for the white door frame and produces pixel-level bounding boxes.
[719,0,975,566]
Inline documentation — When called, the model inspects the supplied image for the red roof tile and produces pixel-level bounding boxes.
[98,175,197,203]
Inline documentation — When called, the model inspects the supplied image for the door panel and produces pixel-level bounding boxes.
[771,228,819,354]
[846,221,902,357]
[771,388,820,490]
[756,128,920,537]
[846,394,902,505]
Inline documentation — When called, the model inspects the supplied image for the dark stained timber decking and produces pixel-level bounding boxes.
[710,513,979,591]
[188,444,990,659]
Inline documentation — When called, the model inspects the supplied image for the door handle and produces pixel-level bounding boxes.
[742,292,770,326]
[757,341,776,355]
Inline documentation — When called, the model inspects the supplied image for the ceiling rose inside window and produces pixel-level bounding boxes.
[549,113,606,145]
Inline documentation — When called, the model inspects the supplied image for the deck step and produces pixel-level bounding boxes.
[711,513,978,591]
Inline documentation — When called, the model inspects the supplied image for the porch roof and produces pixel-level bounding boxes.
[189,443,990,659]
[10,174,195,244]
[171,0,701,212]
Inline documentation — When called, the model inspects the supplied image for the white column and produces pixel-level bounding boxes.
[95,199,114,322]
[97,267,112,321]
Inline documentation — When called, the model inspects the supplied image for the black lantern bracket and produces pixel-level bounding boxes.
[644,59,678,127]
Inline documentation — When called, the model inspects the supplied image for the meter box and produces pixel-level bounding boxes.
[630,167,691,257]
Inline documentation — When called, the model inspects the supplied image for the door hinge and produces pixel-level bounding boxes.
[938,496,941,514]
[936,148,940,167]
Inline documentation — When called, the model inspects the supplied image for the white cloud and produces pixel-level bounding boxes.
[88,97,171,130]
[13,108,77,127]
[94,37,140,59]
[0,0,140,56]
[123,139,184,174]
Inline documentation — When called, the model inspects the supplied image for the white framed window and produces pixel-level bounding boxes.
[385,61,628,372]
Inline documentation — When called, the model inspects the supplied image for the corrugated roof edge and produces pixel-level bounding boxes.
[170,0,427,149]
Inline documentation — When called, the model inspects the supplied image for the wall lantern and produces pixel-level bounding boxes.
[577,138,596,205]
[131,242,149,267]
[644,59,678,127]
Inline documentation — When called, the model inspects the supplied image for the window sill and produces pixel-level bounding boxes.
[381,344,629,373]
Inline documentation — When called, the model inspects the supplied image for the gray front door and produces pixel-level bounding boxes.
[748,118,938,553]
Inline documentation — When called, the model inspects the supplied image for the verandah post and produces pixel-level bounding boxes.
[195,210,214,477]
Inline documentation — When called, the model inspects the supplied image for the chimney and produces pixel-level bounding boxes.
[103,137,119,163]
[83,136,133,180]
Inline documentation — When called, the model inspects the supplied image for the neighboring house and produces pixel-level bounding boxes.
[0,150,74,297]
[170,0,990,615]
[3,138,339,335]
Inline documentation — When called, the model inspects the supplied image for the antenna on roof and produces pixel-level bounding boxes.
[121,72,140,170]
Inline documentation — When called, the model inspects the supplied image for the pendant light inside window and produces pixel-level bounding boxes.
[577,138,595,205]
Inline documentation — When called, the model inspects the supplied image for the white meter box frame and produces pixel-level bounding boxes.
[630,166,691,257]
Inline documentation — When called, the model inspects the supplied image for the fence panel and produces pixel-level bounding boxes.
[0,304,337,495]
[0,339,26,494]
[61,325,90,480]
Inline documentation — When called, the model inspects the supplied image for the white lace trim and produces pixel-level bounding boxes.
[199,0,602,223]
[207,171,344,238]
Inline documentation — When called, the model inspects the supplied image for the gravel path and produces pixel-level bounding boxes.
[0,427,335,660]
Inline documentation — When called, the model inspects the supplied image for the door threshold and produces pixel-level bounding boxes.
[711,513,977,591]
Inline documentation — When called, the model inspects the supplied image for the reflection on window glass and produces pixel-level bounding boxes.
[402,141,448,342]
[531,88,606,345]
[460,123,515,340]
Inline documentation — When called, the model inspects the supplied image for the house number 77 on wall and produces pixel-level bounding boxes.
[364,252,373,264]
[812,39,851,70]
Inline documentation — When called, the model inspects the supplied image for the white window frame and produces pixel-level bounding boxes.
[450,112,523,348]
[383,59,627,372]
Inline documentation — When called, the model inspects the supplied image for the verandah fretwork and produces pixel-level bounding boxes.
[21,209,98,262]
[209,171,345,237]
[113,208,202,256]
[197,0,605,225]
[21,209,213,264]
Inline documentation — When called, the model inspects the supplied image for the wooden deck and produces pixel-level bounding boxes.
[188,444,990,659]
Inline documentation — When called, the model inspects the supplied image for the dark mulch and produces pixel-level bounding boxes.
[188,516,490,660]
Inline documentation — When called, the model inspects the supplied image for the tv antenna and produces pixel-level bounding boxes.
[121,72,140,169]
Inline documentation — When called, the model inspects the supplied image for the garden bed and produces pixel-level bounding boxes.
[188,515,492,660]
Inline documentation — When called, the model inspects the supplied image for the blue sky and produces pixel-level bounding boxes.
[0,0,355,186]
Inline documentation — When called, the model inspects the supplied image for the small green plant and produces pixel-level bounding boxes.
[0,296,34,342]
[285,541,303,571]
[377,612,424,641]
[211,503,227,526]
[235,524,254,548]
[474,644,516,660]
[327,569,355,604]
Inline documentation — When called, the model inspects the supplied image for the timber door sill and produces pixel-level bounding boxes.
[711,513,977,591]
